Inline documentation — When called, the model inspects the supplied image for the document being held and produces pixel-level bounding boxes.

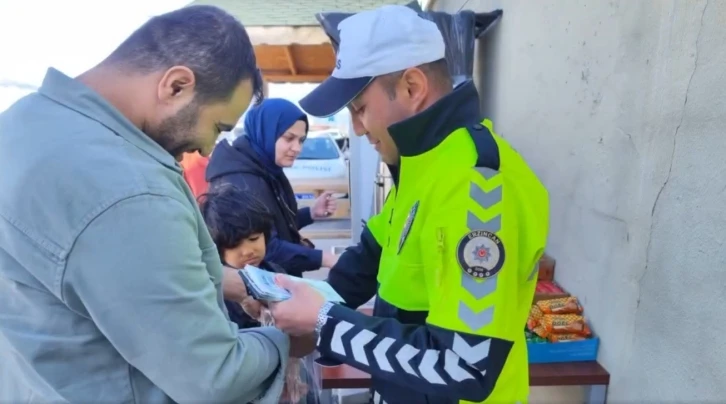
[239,265,346,303]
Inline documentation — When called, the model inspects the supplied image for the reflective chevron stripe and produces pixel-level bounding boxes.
[373,337,395,372]
[458,302,494,331]
[395,344,419,376]
[350,329,376,365]
[469,179,502,210]
[475,165,498,180]
[467,211,501,233]
[444,349,475,382]
[330,321,354,356]
[461,273,497,299]
[418,350,446,385]
[459,167,503,331]
[452,333,491,364]
[466,167,502,233]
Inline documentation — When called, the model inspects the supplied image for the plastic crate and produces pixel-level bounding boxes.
[527,336,600,363]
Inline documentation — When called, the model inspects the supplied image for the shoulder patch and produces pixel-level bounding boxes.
[456,230,505,278]
[466,122,500,170]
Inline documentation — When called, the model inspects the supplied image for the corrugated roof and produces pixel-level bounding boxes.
[189,0,414,26]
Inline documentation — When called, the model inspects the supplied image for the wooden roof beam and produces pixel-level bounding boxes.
[247,26,331,46]
[283,46,298,76]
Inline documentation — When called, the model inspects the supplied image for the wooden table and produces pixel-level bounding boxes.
[321,361,610,403]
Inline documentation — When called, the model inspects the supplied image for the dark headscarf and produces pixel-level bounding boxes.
[242,98,309,175]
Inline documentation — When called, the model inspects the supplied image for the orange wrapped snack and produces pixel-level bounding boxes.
[536,297,583,315]
[527,305,544,330]
[548,333,587,343]
[541,314,591,336]
[532,324,549,339]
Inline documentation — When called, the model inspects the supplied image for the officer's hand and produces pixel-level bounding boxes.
[269,274,325,336]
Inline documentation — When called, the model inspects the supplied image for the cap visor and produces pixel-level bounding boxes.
[299,76,373,118]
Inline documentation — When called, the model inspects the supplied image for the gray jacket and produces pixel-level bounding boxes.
[0,68,288,403]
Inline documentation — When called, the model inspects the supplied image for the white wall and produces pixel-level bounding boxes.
[348,121,380,243]
[433,0,726,402]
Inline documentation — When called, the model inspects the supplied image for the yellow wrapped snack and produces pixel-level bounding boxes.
[527,305,544,330]
[547,333,587,343]
[536,296,583,315]
[541,314,591,336]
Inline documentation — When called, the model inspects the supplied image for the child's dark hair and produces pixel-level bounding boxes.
[198,184,274,256]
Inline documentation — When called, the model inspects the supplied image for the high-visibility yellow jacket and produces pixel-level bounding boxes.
[319,81,549,404]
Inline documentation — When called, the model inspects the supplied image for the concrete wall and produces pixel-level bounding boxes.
[432,0,725,402]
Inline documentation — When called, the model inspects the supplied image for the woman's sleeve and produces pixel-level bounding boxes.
[265,234,323,276]
[296,207,314,229]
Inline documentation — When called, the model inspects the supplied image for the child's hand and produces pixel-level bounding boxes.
[240,296,264,319]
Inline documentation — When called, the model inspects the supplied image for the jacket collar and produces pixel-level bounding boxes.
[38,67,180,171]
[388,80,482,158]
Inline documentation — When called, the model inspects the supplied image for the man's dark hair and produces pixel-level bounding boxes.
[379,58,452,100]
[198,184,273,259]
[104,5,263,104]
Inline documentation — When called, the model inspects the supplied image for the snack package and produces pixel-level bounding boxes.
[258,308,322,404]
[527,305,544,330]
[525,328,547,343]
[547,333,588,343]
[532,324,549,339]
[536,297,583,315]
[540,314,591,336]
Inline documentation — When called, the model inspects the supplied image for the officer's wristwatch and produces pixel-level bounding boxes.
[315,301,335,335]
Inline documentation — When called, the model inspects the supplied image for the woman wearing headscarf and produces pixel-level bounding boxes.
[206,98,339,277]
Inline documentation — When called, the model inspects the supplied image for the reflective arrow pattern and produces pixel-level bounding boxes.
[324,319,498,389]
[459,167,503,331]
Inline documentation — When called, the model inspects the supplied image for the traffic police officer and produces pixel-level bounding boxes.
[269,5,549,404]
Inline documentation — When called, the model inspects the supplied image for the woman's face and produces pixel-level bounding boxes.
[274,120,307,167]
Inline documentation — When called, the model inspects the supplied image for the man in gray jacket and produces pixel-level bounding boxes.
[0,5,295,403]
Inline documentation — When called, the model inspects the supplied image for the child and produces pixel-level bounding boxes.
[199,184,321,403]
[198,183,285,329]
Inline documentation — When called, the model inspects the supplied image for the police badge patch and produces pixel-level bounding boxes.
[397,201,420,254]
[456,230,505,278]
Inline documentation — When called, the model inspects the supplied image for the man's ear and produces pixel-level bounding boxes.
[401,67,429,110]
[157,66,196,104]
